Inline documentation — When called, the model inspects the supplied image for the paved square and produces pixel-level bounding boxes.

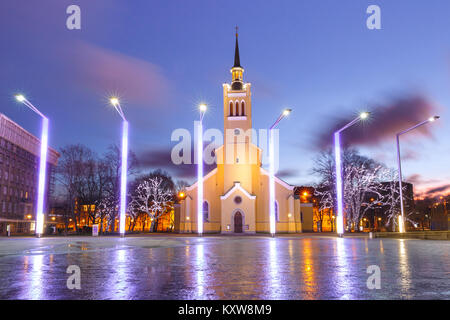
[0,235,449,299]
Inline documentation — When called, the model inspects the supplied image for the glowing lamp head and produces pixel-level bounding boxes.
[429,116,440,122]
[360,112,370,120]
[179,192,185,198]
[15,94,25,102]
[199,104,207,112]
[283,108,292,117]
[110,97,119,106]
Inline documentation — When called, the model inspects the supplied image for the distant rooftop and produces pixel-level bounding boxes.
[0,113,60,166]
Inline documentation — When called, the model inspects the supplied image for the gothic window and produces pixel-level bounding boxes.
[230,102,234,116]
[203,201,209,222]
[241,101,245,116]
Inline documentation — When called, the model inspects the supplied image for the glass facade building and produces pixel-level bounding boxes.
[0,113,59,235]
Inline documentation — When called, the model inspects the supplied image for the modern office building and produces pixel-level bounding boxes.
[0,113,59,235]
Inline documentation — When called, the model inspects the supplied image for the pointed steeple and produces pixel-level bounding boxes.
[230,27,244,90]
[233,26,241,68]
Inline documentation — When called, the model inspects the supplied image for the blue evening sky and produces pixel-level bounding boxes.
[0,0,449,196]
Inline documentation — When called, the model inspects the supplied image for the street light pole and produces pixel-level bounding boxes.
[334,112,370,236]
[269,109,292,237]
[197,104,207,237]
[396,116,440,233]
[110,98,128,238]
[15,95,48,238]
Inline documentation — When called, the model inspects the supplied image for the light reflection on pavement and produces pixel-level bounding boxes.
[0,235,448,300]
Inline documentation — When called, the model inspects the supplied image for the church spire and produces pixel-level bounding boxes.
[230,26,244,90]
[233,26,241,68]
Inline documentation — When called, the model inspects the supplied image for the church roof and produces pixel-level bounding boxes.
[220,182,256,200]
[260,167,295,191]
[186,168,218,191]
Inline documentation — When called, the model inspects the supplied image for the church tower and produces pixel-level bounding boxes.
[223,29,252,136]
[218,29,260,193]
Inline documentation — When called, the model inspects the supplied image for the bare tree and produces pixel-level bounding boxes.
[55,144,138,234]
[342,151,386,231]
[314,182,334,232]
[95,195,117,234]
[129,176,174,232]
[376,169,414,231]
[101,144,139,232]
[56,144,96,233]
[312,149,391,232]
[127,196,148,232]
[176,180,189,194]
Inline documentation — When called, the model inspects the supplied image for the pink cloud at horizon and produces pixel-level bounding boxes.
[61,41,169,106]
[407,174,450,198]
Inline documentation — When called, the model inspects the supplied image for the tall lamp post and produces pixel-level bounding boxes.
[269,108,292,237]
[396,115,440,233]
[197,103,207,236]
[334,112,370,236]
[110,98,128,237]
[15,94,48,238]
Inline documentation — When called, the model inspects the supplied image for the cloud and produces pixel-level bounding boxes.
[316,94,439,149]
[426,184,450,194]
[137,147,216,180]
[276,168,298,179]
[61,41,169,105]
[407,174,424,185]
[418,184,450,198]
[406,174,440,186]
[401,148,420,161]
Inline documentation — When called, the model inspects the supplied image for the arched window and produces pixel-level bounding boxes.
[235,100,239,116]
[229,102,234,116]
[274,201,279,222]
[241,101,245,116]
[203,201,209,222]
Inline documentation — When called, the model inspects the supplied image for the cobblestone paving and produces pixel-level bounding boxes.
[0,235,448,299]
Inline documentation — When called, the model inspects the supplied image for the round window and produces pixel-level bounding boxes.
[234,129,240,135]
[234,196,242,204]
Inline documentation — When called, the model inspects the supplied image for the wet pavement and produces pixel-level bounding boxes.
[0,235,448,300]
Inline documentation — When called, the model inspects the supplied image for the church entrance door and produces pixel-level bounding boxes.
[234,211,243,233]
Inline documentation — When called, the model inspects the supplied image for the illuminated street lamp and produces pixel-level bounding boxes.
[110,97,128,237]
[396,115,440,233]
[14,94,48,238]
[197,103,207,236]
[269,108,292,237]
[334,112,370,236]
